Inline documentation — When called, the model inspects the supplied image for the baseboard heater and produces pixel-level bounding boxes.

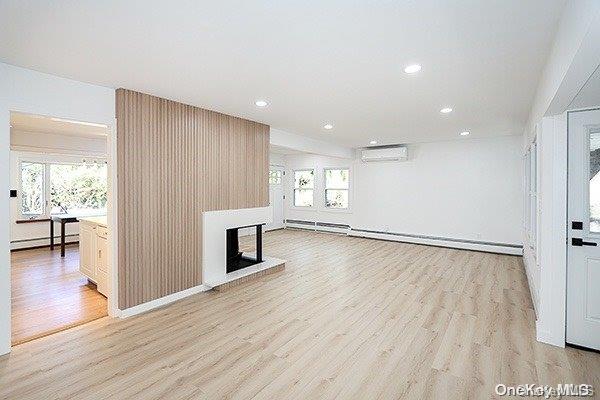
[11,234,78,250]
[285,219,315,227]
[350,228,522,254]
[316,222,351,229]
[285,220,350,232]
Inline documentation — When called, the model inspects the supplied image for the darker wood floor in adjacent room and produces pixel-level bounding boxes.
[11,245,107,345]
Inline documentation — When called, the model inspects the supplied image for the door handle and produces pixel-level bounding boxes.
[572,238,597,246]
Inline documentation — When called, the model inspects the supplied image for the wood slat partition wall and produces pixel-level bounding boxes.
[116,89,269,309]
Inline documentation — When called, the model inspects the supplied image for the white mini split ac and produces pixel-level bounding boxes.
[361,146,408,162]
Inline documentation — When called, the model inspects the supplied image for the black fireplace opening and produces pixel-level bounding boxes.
[226,224,264,273]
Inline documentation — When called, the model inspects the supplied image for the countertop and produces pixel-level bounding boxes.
[78,216,108,227]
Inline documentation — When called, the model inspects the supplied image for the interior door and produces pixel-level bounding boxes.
[567,108,600,350]
[266,166,284,231]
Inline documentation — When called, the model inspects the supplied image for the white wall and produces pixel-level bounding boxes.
[269,151,286,167]
[525,1,600,140]
[284,135,523,251]
[0,62,115,355]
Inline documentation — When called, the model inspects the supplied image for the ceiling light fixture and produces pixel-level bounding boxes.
[50,117,108,128]
[404,64,422,74]
[369,140,378,145]
[255,100,269,108]
[460,131,470,136]
[440,107,453,114]
[323,124,334,130]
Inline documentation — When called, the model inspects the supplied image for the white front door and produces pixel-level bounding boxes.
[567,108,600,350]
[266,166,284,231]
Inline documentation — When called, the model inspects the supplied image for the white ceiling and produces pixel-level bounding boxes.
[0,0,565,147]
[10,112,108,137]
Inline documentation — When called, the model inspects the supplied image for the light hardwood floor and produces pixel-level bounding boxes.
[1,229,599,399]
[10,245,107,345]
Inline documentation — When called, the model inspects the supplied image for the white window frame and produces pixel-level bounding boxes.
[18,155,107,220]
[323,167,350,211]
[19,160,47,218]
[292,168,315,208]
[530,141,538,253]
[523,140,539,259]
[269,169,283,185]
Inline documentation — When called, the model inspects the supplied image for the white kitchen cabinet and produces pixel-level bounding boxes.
[79,223,96,279]
[79,218,109,297]
[96,227,109,296]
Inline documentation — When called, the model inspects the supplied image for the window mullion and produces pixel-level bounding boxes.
[45,163,51,217]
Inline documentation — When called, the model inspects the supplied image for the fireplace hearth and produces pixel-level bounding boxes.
[226,224,263,273]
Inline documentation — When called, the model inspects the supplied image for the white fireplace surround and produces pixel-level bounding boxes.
[202,207,285,288]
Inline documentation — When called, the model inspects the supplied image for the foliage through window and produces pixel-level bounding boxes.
[325,168,349,209]
[269,170,282,185]
[21,162,45,215]
[20,161,107,217]
[50,164,107,215]
[294,169,314,207]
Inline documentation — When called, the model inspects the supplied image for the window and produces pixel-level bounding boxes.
[20,160,107,218]
[293,169,314,207]
[269,169,282,185]
[49,163,107,215]
[324,168,349,209]
[21,162,45,216]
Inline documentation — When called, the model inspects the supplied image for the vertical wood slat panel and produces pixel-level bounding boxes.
[116,89,269,309]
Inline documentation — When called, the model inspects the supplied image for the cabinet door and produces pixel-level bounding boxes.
[79,224,96,279]
[96,235,108,296]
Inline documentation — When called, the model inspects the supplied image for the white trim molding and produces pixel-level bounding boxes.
[349,228,523,256]
[117,284,210,318]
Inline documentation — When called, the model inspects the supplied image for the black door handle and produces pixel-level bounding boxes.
[572,238,598,246]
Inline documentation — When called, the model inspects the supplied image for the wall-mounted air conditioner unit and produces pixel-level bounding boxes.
[361,146,408,162]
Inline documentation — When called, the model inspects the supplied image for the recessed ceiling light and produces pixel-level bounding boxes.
[404,64,422,74]
[460,131,470,136]
[369,140,377,145]
[440,107,453,114]
[323,124,334,130]
[255,100,268,108]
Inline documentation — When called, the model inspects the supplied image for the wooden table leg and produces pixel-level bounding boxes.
[61,221,66,257]
[50,220,54,250]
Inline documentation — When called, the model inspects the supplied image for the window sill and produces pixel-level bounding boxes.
[320,208,352,214]
[16,218,51,224]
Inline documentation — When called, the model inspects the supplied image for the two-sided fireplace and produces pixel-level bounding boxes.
[226,224,264,273]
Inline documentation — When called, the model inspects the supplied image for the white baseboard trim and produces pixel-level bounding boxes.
[117,284,211,318]
[349,229,523,255]
[536,321,565,348]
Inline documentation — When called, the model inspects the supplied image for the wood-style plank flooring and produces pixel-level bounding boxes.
[1,229,599,399]
[10,245,108,345]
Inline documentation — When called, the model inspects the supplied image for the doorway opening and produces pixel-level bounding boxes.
[266,165,285,231]
[9,111,113,345]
